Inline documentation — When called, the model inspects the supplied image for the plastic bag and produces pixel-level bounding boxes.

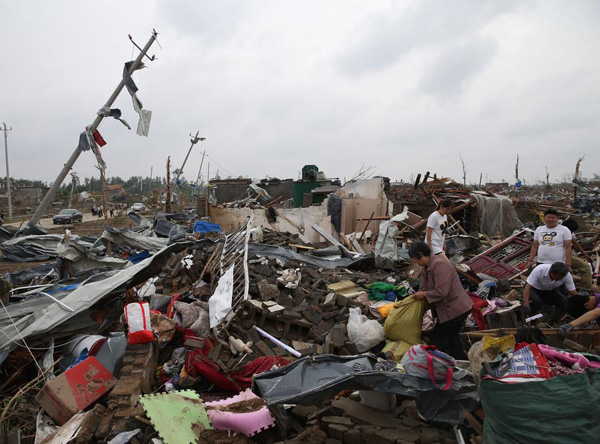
[377,302,395,318]
[383,295,428,344]
[347,307,385,352]
[125,302,155,345]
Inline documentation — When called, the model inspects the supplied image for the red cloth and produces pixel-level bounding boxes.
[93,129,107,147]
[185,350,290,392]
[469,293,488,330]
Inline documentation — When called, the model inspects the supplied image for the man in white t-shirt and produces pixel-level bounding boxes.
[426,199,452,255]
[523,262,576,315]
[527,208,572,268]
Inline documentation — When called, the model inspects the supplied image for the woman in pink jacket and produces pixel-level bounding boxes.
[410,242,473,359]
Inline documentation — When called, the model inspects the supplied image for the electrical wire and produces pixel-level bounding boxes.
[0,299,45,374]
[205,154,236,178]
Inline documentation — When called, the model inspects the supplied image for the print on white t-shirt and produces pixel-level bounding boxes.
[534,224,571,264]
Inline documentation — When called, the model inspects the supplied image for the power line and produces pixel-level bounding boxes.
[205,154,235,178]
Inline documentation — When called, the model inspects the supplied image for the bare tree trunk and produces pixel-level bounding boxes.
[574,155,585,201]
[166,156,172,213]
[459,154,467,186]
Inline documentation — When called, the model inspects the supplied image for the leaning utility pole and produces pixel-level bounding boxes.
[1,123,13,220]
[175,131,205,183]
[68,172,78,209]
[149,166,153,197]
[193,149,206,205]
[27,30,159,231]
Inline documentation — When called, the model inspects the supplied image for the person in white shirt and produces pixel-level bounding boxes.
[523,262,577,315]
[426,199,452,256]
[527,209,572,268]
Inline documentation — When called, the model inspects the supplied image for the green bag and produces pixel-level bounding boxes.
[383,295,428,344]
[480,369,600,444]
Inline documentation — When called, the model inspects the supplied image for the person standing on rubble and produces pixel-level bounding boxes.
[523,262,577,316]
[560,218,593,291]
[409,241,473,359]
[426,199,453,256]
[527,209,572,269]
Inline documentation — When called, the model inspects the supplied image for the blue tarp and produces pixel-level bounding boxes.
[193,221,222,235]
[129,250,151,264]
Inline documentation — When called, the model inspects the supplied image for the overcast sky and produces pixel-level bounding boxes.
[0,0,599,186]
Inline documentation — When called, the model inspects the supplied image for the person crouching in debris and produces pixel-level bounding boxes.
[426,199,452,257]
[559,293,600,337]
[523,262,576,316]
[409,241,473,359]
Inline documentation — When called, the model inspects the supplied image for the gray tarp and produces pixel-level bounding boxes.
[252,354,479,424]
[248,243,372,270]
[374,221,398,269]
[470,193,523,238]
[58,236,131,270]
[0,242,189,354]
[1,234,66,262]
[100,228,168,253]
[1,234,129,270]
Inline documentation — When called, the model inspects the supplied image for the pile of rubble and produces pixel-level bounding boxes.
[1,177,600,444]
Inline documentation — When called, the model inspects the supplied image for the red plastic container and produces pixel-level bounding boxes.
[36,356,116,425]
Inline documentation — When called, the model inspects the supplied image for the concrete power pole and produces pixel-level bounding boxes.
[1,123,12,220]
[27,30,159,232]
[175,131,205,183]
[68,172,79,209]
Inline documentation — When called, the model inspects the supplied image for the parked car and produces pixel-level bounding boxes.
[53,209,83,224]
[130,203,146,212]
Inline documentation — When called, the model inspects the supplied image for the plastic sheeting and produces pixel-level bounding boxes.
[470,193,523,238]
[100,227,168,253]
[480,369,600,444]
[193,221,222,235]
[445,235,481,256]
[374,221,398,269]
[248,243,372,270]
[252,354,479,424]
[1,234,65,262]
[0,242,190,354]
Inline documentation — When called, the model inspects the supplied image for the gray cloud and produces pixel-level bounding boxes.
[418,38,498,98]
[337,0,523,76]
[0,0,598,189]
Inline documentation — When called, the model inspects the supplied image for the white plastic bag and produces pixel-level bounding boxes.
[347,307,385,352]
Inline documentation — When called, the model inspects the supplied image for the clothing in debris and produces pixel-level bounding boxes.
[77,127,107,169]
[533,224,571,264]
[123,61,152,136]
[97,106,131,130]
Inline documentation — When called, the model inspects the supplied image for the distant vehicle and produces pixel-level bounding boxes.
[53,209,83,225]
[130,203,146,212]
